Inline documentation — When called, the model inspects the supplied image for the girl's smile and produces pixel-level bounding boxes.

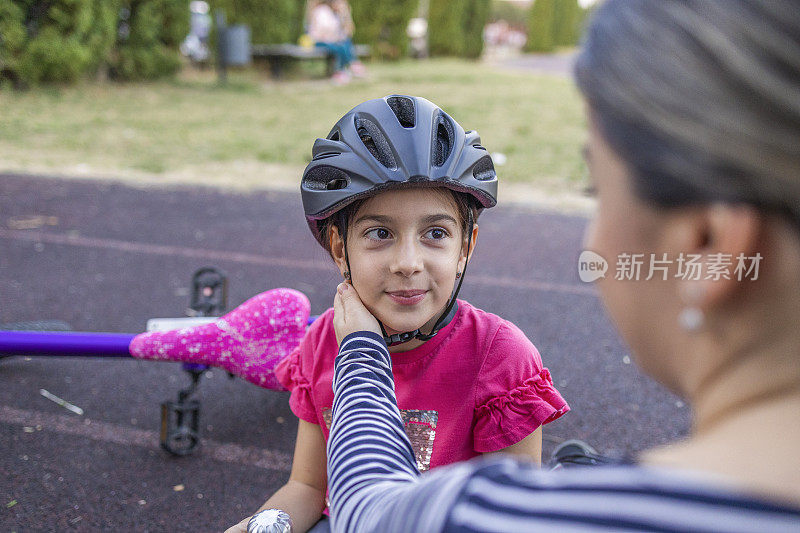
[330,187,477,345]
[386,289,428,305]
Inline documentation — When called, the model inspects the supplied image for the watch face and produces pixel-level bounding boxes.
[247,509,293,533]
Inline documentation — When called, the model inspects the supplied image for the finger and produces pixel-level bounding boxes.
[333,288,343,318]
[333,289,345,344]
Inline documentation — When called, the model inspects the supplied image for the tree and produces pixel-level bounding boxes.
[553,0,581,47]
[462,0,491,59]
[108,0,189,81]
[428,0,492,58]
[526,0,555,52]
[350,0,418,59]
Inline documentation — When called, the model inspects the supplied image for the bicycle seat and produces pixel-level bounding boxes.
[129,288,310,390]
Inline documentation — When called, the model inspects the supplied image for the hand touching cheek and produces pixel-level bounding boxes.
[332,282,382,346]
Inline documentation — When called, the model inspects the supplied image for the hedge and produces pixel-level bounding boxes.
[461,0,490,59]
[0,0,188,86]
[526,0,584,53]
[0,0,118,86]
[428,0,491,58]
[350,0,418,60]
[526,0,555,52]
[552,0,582,46]
[208,0,305,45]
[108,0,189,81]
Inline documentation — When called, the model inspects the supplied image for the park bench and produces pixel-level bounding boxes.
[251,43,370,78]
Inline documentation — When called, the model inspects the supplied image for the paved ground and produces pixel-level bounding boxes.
[485,50,576,76]
[0,173,689,532]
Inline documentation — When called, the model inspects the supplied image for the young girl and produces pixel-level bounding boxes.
[226,95,568,533]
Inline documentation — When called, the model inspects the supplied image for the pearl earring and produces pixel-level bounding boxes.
[678,307,704,332]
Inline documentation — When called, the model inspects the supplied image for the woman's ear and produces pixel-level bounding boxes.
[458,223,479,273]
[329,225,349,277]
[672,204,763,311]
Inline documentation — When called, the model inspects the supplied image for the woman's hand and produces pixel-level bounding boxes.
[333,282,381,345]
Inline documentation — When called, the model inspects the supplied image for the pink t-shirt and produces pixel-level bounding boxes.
[274,300,569,472]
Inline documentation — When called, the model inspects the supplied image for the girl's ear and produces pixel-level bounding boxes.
[329,224,349,277]
[458,223,479,273]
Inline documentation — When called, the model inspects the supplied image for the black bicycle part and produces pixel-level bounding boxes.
[159,266,228,456]
[550,439,614,468]
[160,367,203,456]
[188,266,228,317]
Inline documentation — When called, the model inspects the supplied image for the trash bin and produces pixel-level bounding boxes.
[223,25,251,66]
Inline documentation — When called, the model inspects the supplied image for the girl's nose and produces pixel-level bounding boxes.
[390,238,424,277]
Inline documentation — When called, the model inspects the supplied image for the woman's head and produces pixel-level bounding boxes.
[575,0,800,393]
[576,0,800,218]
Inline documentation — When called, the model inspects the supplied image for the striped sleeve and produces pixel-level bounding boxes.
[327,331,469,532]
[327,331,800,533]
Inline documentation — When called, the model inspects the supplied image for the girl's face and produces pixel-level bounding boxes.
[331,188,476,338]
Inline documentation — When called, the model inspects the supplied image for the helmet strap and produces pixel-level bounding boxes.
[337,211,353,284]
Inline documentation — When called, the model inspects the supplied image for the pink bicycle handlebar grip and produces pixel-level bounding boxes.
[129,288,310,390]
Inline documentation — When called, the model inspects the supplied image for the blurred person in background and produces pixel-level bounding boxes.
[306,0,364,85]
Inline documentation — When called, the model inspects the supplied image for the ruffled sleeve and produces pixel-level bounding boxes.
[274,338,318,424]
[472,323,569,453]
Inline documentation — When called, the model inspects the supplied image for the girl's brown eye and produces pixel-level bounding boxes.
[425,228,447,240]
[366,228,391,240]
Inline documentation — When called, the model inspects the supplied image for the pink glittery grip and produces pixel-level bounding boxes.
[129,288,310,390]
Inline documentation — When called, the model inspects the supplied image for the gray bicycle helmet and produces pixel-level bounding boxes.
[301,95,498,246]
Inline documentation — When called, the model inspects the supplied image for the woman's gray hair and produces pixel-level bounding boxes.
[575,0,800,222]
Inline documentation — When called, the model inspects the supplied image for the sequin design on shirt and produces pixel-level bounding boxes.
[323,407,438,472]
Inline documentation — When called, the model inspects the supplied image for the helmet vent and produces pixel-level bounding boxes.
[354,117,397,169]
[473,156,496,181]
[328,130,340,141]
[387,96,415,128]
[312,151,339,161]
[303,166,351,191]
[473,144,487,151]
[432,116,453,167]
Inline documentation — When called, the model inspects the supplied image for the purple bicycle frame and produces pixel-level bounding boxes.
[0,316,318,358]
[0,330,135,357]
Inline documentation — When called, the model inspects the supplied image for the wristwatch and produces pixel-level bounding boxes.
[247,509,293,533]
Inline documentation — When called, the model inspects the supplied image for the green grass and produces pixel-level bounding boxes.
[0,59,587,196]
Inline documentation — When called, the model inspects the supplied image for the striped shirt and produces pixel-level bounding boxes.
[327,332,800,532]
